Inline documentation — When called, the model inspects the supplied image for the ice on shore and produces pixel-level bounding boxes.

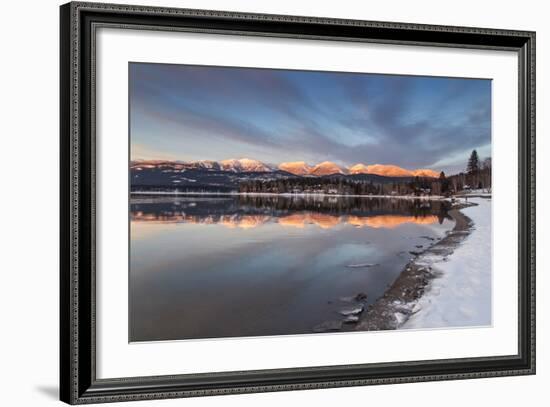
[339,305,364,316]
[339,293,368,303]
[402,198,492,329]
[346,263,379,268]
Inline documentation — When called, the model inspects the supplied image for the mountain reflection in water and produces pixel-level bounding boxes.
[131,195,450,229]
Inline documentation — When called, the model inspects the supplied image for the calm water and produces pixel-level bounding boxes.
[130,194,453,341]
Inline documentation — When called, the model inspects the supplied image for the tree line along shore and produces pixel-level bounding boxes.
[239,150,491,197]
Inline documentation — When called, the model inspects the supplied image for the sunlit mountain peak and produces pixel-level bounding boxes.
[220,158,272,172]
[278,161,312,175]
[412,168,440,178]
[309,161,348,176]
[365,164,413,177]
[348,163,370,174]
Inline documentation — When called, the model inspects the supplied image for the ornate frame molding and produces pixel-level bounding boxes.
[60,2,535,404]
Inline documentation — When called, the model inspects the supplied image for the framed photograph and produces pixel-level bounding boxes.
[60,1,535,404]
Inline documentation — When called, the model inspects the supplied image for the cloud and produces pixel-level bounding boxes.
[130,63,491,173]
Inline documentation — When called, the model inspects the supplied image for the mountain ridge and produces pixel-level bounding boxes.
[132,158,439,178]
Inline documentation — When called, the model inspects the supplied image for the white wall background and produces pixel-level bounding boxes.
[0,0,545,406]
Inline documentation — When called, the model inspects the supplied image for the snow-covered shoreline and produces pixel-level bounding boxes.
[402,197,492,329]
[352,197,491,332]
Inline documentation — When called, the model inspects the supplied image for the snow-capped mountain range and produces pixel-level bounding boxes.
[131,158,439,178]
[219,158,273,173]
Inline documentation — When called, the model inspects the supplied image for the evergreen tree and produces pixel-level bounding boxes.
[467,150,480,174]
[439,171,449,194]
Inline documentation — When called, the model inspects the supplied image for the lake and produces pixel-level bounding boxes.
[129,194,453,341]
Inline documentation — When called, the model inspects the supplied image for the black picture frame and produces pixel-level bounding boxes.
[60,1,536,404]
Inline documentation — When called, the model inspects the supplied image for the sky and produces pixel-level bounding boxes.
[130,62,491,174]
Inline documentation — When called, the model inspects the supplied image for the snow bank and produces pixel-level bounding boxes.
[457,188,492,197]
[403,198,492,329]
